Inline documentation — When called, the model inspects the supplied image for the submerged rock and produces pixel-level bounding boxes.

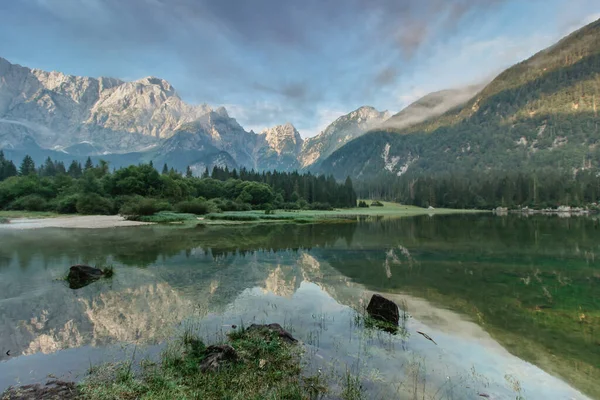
[367,294,399,326]
[245,323,297,343]
[200,344,238,372]
[67,265,105,289]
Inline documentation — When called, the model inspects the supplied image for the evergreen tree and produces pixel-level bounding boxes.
[162,163,169,175]
[0,151,18,181]
[202,167,209,179]
[84,157,94,171]
[68,161,83,178]
[186,166,193,178]
[40,157,57,177]
[19,155,36,176]
[55,161,67,175]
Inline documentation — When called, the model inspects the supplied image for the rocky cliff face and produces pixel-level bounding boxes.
[0,57,215,153]
[299,106,390,168]
[255,123,304,171]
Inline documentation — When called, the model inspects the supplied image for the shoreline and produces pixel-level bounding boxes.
[0,215,153,230]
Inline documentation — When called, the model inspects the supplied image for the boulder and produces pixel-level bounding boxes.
[200,344,238,372]
[245,323,297,343]
[366,294,399,326]
[67,265,105,289]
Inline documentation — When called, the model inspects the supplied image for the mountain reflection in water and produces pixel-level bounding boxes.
[0,215,597,399]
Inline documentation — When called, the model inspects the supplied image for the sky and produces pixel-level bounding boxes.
[0,0,599,138]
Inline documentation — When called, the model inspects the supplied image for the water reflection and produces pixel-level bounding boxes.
[0,216,598,399]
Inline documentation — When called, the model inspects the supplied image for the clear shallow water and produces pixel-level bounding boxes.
[0,215,598,399]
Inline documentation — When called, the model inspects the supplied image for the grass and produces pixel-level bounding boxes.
[79,325,322,400]
[102,265,114,278]
[202,202,483,225]
[127,211,198,224]
[0,210,61,219]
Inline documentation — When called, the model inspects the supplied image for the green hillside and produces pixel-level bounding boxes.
[320,18,600,185]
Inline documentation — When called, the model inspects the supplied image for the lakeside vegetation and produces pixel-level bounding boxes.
[0,152,357,218]
[79,325,317,400]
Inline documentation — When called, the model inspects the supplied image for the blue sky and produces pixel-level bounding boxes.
[1,0,599,138]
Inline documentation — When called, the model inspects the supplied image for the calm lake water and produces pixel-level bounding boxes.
[0,215,598,399]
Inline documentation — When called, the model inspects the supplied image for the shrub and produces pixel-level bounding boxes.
[264,204,274,214]
[9,194,49,211]
[358,201,369,208]
[208,198,252,212]
[280,202,301,210]
[310,202,333,210]
[371,200,384,207]
[76,193,114,215]
[175,199,212,215]
[120,197,171,216]
[54,194,80,214]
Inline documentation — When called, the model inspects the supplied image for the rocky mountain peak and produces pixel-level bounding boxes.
[260,123,303,155]
[134,76,176,96]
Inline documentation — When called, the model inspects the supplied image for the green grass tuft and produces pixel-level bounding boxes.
[79,326,324,400]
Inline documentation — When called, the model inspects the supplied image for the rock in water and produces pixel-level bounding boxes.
[366,294,399,326]
[67,265,105,289]
[200,345,238,372]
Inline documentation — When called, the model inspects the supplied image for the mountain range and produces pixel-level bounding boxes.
[0,57,394,172]
[2,17,599,178]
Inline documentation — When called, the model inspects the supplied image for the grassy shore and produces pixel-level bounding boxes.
[200,202,484,225]
[1,202,485,226]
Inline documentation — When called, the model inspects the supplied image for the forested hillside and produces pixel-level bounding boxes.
[320,18,600,207]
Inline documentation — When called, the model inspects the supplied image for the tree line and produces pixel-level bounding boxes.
[0,152,357,215]
[355,169,600,209]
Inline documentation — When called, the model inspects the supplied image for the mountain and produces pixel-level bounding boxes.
[0,57,313,172]
[319,17,600,179]
[256,123,304,171]
[299,106,390,168]
[0,57,215,153]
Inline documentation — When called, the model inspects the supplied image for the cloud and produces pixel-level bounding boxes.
[384,84,485,130]
[1,0,599,138]
[374,67,399,86]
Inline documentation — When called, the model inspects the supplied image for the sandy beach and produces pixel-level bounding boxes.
[0,215,153,229]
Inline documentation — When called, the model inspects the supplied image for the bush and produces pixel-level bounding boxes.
[309,202,333,210]
[9,194,49,211]
[208,198,252,212]
[371,200,384,207]
[54,194,80,214]
[76,194,114,215]
[358,201,369,208]
[175,199,212,215]
[264,204,274,214]
[120,197,171,216]
[280,202,301,210]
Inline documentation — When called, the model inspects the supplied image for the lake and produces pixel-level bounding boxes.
[0,214,598,399]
